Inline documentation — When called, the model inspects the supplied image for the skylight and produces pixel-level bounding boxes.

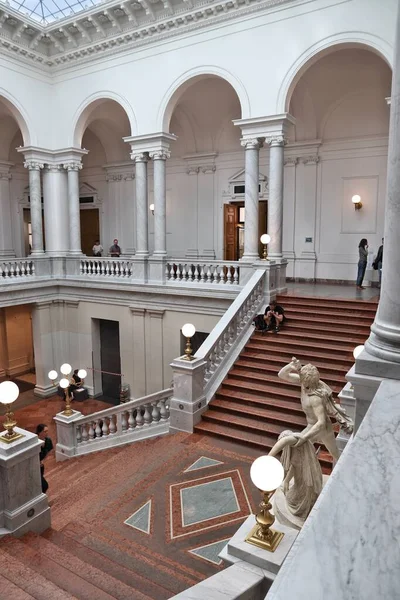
[6,0,104,23]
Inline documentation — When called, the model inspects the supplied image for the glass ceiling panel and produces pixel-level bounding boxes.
[7,0,104,24]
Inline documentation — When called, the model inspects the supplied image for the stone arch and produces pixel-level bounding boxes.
[72,91,137,147]
[157,66,250,132]
[277,34,393,114]
[0,89,32,146]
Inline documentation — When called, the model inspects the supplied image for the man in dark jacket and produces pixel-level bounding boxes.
[373,238,383,287]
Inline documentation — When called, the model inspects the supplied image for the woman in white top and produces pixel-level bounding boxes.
[92,240,103,257]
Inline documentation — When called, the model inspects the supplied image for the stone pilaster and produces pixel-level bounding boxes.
[131,152,149,259]
[240,138,262,262]
[267,136,286,260]
[31,301,56,397]
[0,162,15,258]
[24,161,44,256]
[42,164,69,256]
[64,161,83,255]
[149,150,169,257]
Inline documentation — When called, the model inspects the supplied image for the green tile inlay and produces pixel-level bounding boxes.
[181,477,239,526]
[124,499,151,534]
[189,539,230,565]
[185,456,224,472]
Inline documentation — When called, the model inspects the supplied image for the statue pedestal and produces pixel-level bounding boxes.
[219,514,298,583]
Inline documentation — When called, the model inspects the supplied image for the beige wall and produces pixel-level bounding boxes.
[0,305,34,377]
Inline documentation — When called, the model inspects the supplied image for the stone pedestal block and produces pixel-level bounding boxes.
[0,427,50,538]
[148,256,167,284]
[54,410,82,461]
[169,356,207,433]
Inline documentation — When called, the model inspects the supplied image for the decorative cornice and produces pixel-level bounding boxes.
[186,166,200,176]
[284,156,298,167]
[301,155,320,165]
[44,164,64,172]
[0,172,12,180]
[105,171,135,181]
[0,0,295,70]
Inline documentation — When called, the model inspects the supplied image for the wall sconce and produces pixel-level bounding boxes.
[352,195,362,210]
[0,381,23,443]
[246,455,285,552]
[182,323,196,361]
[260,233,271,260]
[149,203,155,215]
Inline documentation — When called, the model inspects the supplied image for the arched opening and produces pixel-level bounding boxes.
[162,75,244,259]
[73,99,132,256]
[284,46,391,281]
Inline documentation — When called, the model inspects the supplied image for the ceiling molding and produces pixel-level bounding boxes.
[0,0,294,70]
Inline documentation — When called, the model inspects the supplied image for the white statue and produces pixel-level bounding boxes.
[269,430,322,523]
[278,357,353,462]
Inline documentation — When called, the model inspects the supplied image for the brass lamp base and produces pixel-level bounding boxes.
[0,430,25,444]
[0,411,24,444]
[262,245,269,261]
[245,522,284,552]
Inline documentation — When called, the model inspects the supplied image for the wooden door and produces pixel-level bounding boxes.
[80,209,100,256]
[224,204,237,261]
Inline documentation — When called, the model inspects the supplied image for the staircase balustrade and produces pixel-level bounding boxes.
[55,388,172,460]
[0,259,35,279]
[165,261,240,285]
[79,257,133,278]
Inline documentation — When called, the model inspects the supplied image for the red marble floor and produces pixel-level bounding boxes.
[2,392,261,598]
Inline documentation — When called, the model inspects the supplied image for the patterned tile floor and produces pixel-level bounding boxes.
[4,391,261,596]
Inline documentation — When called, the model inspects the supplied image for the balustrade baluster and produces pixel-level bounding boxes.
[31,261,35,276]
[76,425,82,444]
[199,264,205,282]
[109,415,117,434]
[159,399,168,421]
[187,264,193,282]
[80,261,84,274]
[88,422,95,440]
[234,266,239,284]
[215,266,221,284]
[102,418,109,436]
[151,402,160,423]
[81,424,89,443]
[194,264,200,282]
[128,409,136,429]
[136,407,144,427]
[143,404,152,425]
[206,265,212,283]
[226,265,232,284]
[181,264,186,281]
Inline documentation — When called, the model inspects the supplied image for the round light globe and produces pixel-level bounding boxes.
[260,234,271,245]
[182,323,196,338]
[60,363,72,376]
[353,345,365,360]
[48,370,58,381]
[250,455,284,492]
[59,378,70,389]
[78,369,87,380]
[0,380,20,405]
[352,195,361,204]
[149,203,155,211]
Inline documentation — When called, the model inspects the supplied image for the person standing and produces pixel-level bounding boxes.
[109,238,121,257]
[36,424,54,494]
[92,240,103,257]
[356,238,368,290]
[373,238,384,288]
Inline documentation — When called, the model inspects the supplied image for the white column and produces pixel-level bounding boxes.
[0,165,14,258]
[42,165,69,256]
[364,4,400,365]
[267,136,286,260]
[150,150,169,256]
[24,161,44,256]
[64,161,82,255]
[132,153,149,257]
[241,139,262,261]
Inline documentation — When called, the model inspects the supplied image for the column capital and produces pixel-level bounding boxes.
[63,161,82,171]
[130,152,149,163]
[240,138,263,150]
[24,161,43,171]
[284,156,298,167]
[266,135,287,147]
[149,150,171,160]
[44,164,65,173]
[301,155,320,165]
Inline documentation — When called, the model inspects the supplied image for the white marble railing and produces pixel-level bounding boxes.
[196,269,265,400]
[166,261,240,285]
[80,257,133,278]
[56,388,172,459]
[0,259,35,279]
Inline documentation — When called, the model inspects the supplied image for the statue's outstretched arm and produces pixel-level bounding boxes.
[278,359,301,384]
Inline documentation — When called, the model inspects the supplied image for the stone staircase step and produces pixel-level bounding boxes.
[247,337,355,356]
[280,321,371,337]
[219,378,338,402]
[215,388,305,415]
[2,534,115,600]
[0,572,36,600]
[253,328,367,345]
[282,306,376,321]
[235,357,349,377]
[44,529,169,600]
[242,347,353,366]
[228,367,343,392]
[276,295,378,311]
[202,409,303,436]
[0,543,77,600]
[209,399,307,427]
[23,532,150,600]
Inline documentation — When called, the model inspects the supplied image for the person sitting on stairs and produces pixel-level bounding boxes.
[264,300,285,333]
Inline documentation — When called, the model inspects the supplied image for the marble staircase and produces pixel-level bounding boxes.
[195,294,378,470]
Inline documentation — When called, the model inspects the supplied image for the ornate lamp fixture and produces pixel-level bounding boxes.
[182,323,196,361]
[48,364,87,417]
[352,195,362,210]
[353,345,364,360]
[260,234,271,260]
[0,380,24,444]
[246,455,285,552]
[149,203,155,215]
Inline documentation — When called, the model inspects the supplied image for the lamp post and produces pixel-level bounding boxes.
[0,380,23,443]
[48,363,87,417]
[260,234,271,260]
[245,455,285,552]
[182,323,196,361]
